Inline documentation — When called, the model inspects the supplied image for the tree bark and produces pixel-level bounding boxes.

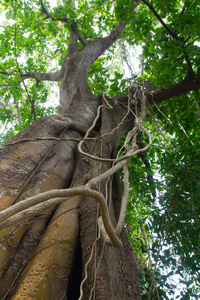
[0,91,140,299]
[0,27,140,296]
[77,105,140,299]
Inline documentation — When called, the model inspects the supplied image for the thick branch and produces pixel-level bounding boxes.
[72,20,127,70]
[21,70,62,82]
[102,21,127,49]
[146,77,200,106]
[0,70,62,83]
[40,0,53,19]
[71,22,87,47]
[115,77,200,107]
[81,1,140,65]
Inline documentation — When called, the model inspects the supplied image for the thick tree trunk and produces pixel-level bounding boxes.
[0,89,141,299]
[0,112,97,299]
[0,25,141,298]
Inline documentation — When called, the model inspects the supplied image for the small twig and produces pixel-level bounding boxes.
[185,37,198,48]
[0,71,14,75]
[34,16,49,24]
[177,119,194,146]
[179,2,186,19]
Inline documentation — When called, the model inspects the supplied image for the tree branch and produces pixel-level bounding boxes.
[40,0,52,19]
[0,71,13,76]
[71,21,87,47]
[179,1,186,19]
[40,0,86,48]
[103,21,127,47]
[0,70,62,83]
[79,0,141,65]
[21,70,62,83]
[116,77,200,107]
[146,77,200,106]
[142,0,194,75]
[141,0,179,40]
[102,0,140,50]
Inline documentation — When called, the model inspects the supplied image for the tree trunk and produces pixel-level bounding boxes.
[77,106,140,300]
[0,31,141,297]
[0,93,140,299]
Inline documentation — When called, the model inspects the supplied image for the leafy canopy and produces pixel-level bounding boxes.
[0,0,200,298]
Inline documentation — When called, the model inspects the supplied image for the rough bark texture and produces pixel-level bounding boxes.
[78,136,140,300]
[0,102,140,299]
[0,26,141,299]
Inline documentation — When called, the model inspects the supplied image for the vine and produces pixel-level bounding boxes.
[0,88,151,248]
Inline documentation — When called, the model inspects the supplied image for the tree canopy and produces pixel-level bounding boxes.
[0,0,200,299]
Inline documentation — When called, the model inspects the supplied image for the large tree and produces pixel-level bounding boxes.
[0,0,200,299]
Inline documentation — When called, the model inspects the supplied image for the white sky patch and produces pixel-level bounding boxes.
[123,45,143,78]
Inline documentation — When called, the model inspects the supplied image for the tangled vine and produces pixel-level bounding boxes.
[0,88,151,248]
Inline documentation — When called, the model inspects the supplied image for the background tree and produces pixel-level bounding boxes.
[0,0,200,299]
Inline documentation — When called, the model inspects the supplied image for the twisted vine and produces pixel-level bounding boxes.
[0,88,151,248]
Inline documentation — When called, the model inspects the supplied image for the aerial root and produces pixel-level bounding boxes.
[0,88,151,248]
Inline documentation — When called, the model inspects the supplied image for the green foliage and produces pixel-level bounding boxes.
[124,91,200,298]
[0,0,200,298]
[88,57,111,95]
[109,71,126,97]
[137,1,200,85]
